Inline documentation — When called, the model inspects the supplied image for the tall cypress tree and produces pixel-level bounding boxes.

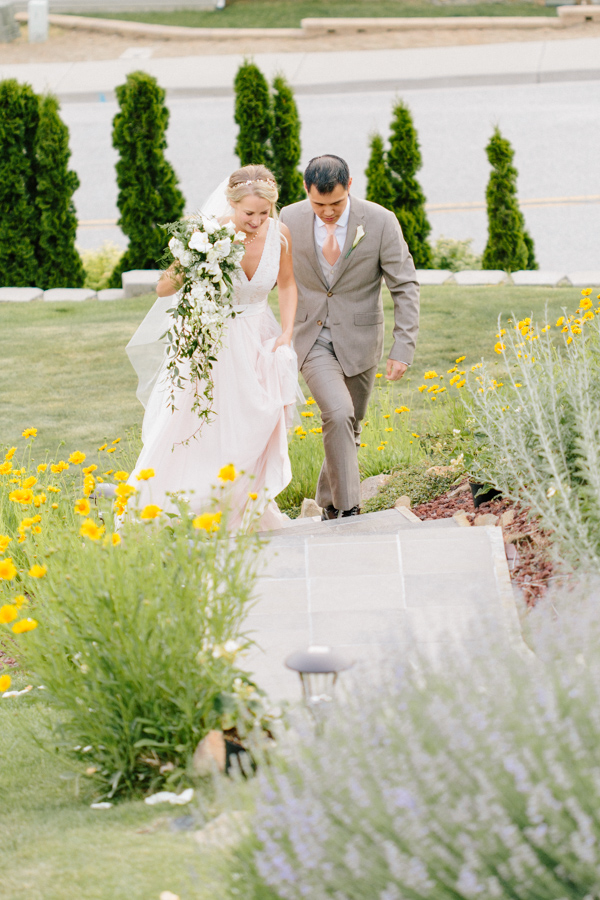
[271,74,304,207]
[35,94,84,289]
[365,132,395,212]
[0,79,39,286]
[234,60,273,168]
[387,100,432,269]
[482,127,537,272]
[109,71,185,288]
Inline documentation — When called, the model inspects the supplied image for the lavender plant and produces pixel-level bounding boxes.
[231,577,600,899]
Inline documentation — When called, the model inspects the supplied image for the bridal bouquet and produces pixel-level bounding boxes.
[162,214,246,428]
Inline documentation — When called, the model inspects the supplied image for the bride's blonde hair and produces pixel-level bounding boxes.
[226,165,279,217]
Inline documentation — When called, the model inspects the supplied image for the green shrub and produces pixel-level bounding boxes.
[110,71,185,288]
[0,79,39,287]
[271,74,304,208]
[230,578,600,899]
[482,127,537,272]
[431,235,482,272]
[35,94,84,289]
[234,60,273,168]
[79,241,124,291]
[364,132,395,211]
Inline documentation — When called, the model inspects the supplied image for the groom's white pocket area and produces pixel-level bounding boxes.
[354,312,384,326]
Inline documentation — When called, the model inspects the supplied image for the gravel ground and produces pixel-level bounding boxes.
[2,20,600,64]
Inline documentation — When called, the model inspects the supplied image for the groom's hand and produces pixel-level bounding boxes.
[386,359,408,381]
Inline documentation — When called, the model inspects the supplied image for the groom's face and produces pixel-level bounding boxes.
[305,179,352,226]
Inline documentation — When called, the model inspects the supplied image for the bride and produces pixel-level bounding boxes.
[124,164,300,530]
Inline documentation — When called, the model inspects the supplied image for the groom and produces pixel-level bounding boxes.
[279,154,420,519]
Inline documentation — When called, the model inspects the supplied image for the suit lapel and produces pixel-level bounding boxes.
[330,198,366,289]
[298,201,327,288]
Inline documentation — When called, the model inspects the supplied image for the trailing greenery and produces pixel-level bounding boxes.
[387,99,433,268]
[35,94,84,289]
[271,74,304,207]
[431,235,482,272]
[365,132,395,211]
[482,126,537,272]
[0,79,39,287]
[110,71,185,288]
[234,61,273,169]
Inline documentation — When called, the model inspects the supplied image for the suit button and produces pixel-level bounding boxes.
[327,291,333,297]
[317,320,323,326]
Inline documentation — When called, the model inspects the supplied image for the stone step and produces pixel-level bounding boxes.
[271,507,459,539]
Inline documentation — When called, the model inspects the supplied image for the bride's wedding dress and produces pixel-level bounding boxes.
[125,218,299,530]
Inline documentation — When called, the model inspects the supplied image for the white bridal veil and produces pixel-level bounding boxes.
[125,178,232,408]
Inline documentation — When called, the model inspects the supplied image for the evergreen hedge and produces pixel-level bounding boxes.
[365,132,395,212]
[271,74,304,207]
[234,61,273,169]
[110,70,185,288]
[35,94,84,289]
[482,127,537,272]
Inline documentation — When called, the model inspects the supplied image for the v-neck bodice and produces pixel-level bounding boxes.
[235,219,280,306]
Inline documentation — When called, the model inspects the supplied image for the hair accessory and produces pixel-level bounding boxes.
[238,178,277,187]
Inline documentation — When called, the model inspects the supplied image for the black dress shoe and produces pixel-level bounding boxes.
[340,505,361,517]
[321,505,338,521]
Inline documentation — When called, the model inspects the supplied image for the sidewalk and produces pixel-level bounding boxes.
[2,35,600,100]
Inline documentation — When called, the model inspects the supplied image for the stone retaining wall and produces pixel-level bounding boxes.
[11,0,218,12]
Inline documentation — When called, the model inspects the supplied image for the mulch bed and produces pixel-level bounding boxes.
[412,479,556,606]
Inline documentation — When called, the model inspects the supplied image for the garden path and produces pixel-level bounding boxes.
[240,509,522,703]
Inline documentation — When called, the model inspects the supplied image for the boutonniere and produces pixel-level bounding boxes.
[345,225,366,259]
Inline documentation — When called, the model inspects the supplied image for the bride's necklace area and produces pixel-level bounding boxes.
[237,223,264,246]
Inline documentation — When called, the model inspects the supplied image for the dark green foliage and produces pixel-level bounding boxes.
[482,127,537,272]
[109,70,185,288]
[0,80,39,286]
[387,99,433,269]
[271,74,304,207]
[234,60,273,168]
[365,132,395,211]
[35,94,84,289]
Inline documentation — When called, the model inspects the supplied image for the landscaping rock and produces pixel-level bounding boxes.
[0,286,42,302]
[192,730,226,776]
[566,271,600,288]
[474,513,499,527]
[447,481,471,499]
[393,495,411,509]
[122,269,161,298]
[193,810,248,850]
[452,510,471,527]
[300,498,322,518]
[394,505,421,523]
[453,270,508,286]
[500,509,516,527]
[511,270,568,287]
[44,288,96,302]
[97,288,124,301]
[360,473,392,502]
[426,464,457,476]
[415,269,454,285]
[0,1,19,43]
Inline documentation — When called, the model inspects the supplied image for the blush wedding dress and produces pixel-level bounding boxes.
[125,217,300,531]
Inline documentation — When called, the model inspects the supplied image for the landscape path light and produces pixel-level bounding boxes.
[285,646,353,719]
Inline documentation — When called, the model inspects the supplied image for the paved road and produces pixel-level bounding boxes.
[69,79,600,270]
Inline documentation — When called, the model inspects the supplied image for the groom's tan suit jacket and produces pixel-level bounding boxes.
[279,196,420,376]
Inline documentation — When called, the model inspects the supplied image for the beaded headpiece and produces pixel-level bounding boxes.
[237,178,277,187]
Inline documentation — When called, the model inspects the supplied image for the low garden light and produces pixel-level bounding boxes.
[285,646,353,712]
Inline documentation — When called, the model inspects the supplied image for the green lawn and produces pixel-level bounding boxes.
[0,286,579,462]
[78,0,555,29]
[0,695,228,900]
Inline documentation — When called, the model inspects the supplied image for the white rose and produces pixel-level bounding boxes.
[201,216,218,235]
[234,231,246,243]
[168,237,185,260]
[188,231,210,252]
[180,250,193,268]
[213,238,232,259]
[224,221,236,236]
[206,248,219,264]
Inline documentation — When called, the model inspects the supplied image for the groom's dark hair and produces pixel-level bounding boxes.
[304,155,350,194]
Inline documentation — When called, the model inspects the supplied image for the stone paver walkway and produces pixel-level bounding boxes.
[241,509,522,703]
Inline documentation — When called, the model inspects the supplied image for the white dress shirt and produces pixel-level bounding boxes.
[313,197,351,260]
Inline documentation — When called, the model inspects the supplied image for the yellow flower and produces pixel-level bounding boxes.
[115,483,136,499]
[0,604,18,623]
[33,493,46,508]
[423,371,438,379]
[556,316,565,327]
[360,443,367,448]
[13,595,26,609]
[294,426,306,436]
[50,461,69,474]
[375,373,383,379]
[579,298,593,311]
[22,428,37,439]
[514,382,522,387]
[37,463,48,473]
[0,674,11,692]
[0,559,17,580]
[111,533,121,546]
[567,336,573,344]
[74,498,91,516]
[385,427,393,433]
[136,469,155,481]
[309,427,323,434]
[193,511,222,532]
[112,438,121,444]
[581,288,592,296]
[456,380,466,388]
[0,535,11,553]
[82,464,98,475]
[98,443,107,451]
[301,411,314,418]
[494,342,505,354]
[447,366,457,374]
[455,356,466,363]
[4,447,16,461]
[306,397,316,405]
[9,488,33,505]
[140,505,162,520]
[218,463,237,482]
[28,564,47,578]
[427,386,438,393]
[80,519,105,541]
[113,499,128,516]
[449,375,460,386]
[51,503,58,509]
[103,470,113,476]
[22,476,37,489]
[0,461,12,476]
[248,492,258,501]
[106,448,116,454]
[418,385,427,393]
[412,433,420,438]
[12,618,38,634]
[383,414,391,419]
[572,326,582,335]
[69,451,86,465]
[395,406,410,413]
[114,471,129,482]
[583,310,594,321]
[47,486,60,493]
[83,475,95,497]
